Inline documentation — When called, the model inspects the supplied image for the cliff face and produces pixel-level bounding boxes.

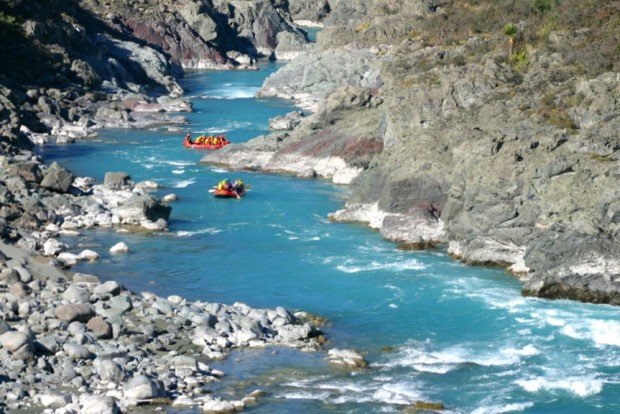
[0,0,305,244]
[0,0,307,144]
[203,0,620,305]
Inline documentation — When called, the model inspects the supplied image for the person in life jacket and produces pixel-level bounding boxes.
[233,178,244,192]
[185,133,192,144]
[217,179,229,191]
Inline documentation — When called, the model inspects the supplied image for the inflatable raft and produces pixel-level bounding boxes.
[213,188,246,198]
[183,135,229,150]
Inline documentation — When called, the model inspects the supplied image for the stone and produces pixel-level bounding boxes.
[9,282,30,297]
[123,374,164,400]
[86,316,113,339]
[78,393,121,414]
[73,273,101,284]
[203,399,236,413]
[116,194,171,223]
[79,250,100,261]
[171,355,198,372]
[40,162,74,193]
[14,266,33,283]
[63,342,93,360]
[162,193,177,203]
[58,252,79,266]
[43,238,66,256]
[327,348,367,368]
[108,295,133,315]
[0,320,10,335]
[93,358,125,383]
[40,392,70,408]
[93,281,121,296]
[62,285,91,303]
[104,172,131,190]
[55,304,95,323]
[109,242,129,254]
[0,330,32,352]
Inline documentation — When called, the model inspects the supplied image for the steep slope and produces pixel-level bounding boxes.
[202,0,620,304]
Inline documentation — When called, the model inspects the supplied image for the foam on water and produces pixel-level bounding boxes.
[336,258,426,273]
[472,402,534,414]
[175,228,221,237]
[516,375,603,397]
[560,319,620,347]
[172,178,196,188]
[172,169,185,175]
[202,86,259,100]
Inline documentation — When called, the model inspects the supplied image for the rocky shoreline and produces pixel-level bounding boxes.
[199,1,619,305]
[0,239,326,412]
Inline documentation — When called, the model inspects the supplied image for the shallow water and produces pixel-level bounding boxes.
[38,62,620,413]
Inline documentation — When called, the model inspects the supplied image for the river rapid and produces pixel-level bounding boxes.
[37,63,620,414]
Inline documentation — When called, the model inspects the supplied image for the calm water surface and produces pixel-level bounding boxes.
[37,63,620,414]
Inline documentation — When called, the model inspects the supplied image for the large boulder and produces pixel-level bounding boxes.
[40,162,74,193]
[116,194,171,223]
[123,375,164,400]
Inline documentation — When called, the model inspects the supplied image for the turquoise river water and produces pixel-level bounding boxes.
[37,63,620,414]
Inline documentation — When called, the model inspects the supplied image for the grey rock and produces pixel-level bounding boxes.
[116,194,171,223]
[63,342,93,360]
[73,273,101,284]
[78,393,120,414]
[86,316,113,339]
[104,172,131,190]
[55,304,95,323]
[123,374,164,399]
[108,295,133,315]
[62,285,91,303]
[40,162,74,193]
[0,330,32,352]
[93,358,126,383]
[93,280,121,296]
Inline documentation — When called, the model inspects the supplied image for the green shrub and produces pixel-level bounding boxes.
[0,11,18,27]
[504,23,517,37]
[534,0,554,13]
[510,49,529,71]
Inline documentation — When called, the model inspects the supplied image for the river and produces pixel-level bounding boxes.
[36,62,620,414]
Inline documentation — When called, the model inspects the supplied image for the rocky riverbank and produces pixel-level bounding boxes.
[0,240,325,412]
[201,0,619,305]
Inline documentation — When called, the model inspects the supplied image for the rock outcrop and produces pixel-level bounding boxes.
[203,0,620,305]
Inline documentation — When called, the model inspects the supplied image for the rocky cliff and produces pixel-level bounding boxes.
[202,0,620,305]
[0,0,306,252]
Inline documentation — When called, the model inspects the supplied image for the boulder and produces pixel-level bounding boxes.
[62,285,91,303]
[86,316,112,339]
[63,342,93,360]
[73,273,101,284]
[0,330,32,352]
[43,238,66,256]
[8,162,43,183]
[109,242,129,254]
[327,348,367,368]
[55,304,95,323]
[116,194,171,223]
[104,172,131,190]
[40,392,71,408]
[123,375,164,400]
[40,162,74,193]
[93,358,125,383]
[93,280,121,296]
[78,394,121,414]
